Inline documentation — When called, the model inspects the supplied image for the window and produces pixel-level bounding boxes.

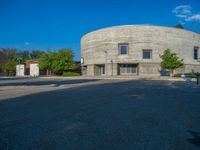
[194,47,199,60]
[119,64,137,74]
[143,49,152,59]
[119,44,128,55]
[100,64,105,75]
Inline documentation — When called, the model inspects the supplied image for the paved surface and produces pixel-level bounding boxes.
[0,78,200,150]
[0,77,102,100]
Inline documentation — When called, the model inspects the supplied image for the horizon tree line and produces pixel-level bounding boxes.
[0,48,77,76]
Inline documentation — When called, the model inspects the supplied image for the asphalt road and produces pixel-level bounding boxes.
[0,78,200,150]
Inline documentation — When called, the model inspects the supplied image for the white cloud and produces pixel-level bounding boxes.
[176,14,188,19]
[24,42,30,46]
[186,14,200,22]
[173,5,200,23]
[172,5,192,18]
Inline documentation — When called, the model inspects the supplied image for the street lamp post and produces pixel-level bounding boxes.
[81,57,84,76]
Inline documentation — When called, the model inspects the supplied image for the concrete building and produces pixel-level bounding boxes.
[30,64,39,77]
[16,65,25,77]
[26,60,40,76]
[81,25,200,76]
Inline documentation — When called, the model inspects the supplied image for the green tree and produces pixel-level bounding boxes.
[30,50,44,59]
[5,60,18,75]
[160,49,183,77]
[0,51,8,65]
[0,48,18,75]
[39,48,75,75]
[0,48,17,61]
[16,50,30,64]
[39,50,55,75]
[52,48,75,74]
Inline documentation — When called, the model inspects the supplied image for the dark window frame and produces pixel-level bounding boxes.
[119,64,137,74]
[194,47,199,60]
[100,64,105,75]
[143,49,152,59]
[118,43,129,55]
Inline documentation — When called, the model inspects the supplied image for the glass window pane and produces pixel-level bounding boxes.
[133,67,136,73]
[121,46,127,54]
[100,65,105,74]
[194,47,198,60]
[119,44,128,55]
[143,50,152,59]
[127,66,130,73]
[119,64,137,74]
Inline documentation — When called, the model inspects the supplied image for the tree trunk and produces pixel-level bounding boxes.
[170,69,174,77]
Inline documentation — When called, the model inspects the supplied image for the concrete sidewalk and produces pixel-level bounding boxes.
[39,75,197,82]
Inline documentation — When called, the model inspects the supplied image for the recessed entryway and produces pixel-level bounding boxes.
[118,64,138,75]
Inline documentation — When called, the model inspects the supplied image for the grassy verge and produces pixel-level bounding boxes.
[62,72,80,77]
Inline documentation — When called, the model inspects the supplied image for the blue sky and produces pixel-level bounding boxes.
[0,0,199,60]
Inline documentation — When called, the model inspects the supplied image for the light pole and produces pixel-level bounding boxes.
[81,57,84,76]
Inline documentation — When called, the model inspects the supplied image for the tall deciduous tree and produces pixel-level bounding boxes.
[160,49,183,77]
[39,48,75,75]
[16,51,30,64]
[39,50,55,75]
[52,48,75,74]
[30,50,44,59]
[0,48,18,75]
[0,48,17,61]
[0,51,7,65]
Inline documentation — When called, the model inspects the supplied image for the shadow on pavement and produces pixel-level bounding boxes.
[187,130,200,148]
[0,79,99,87]
[0,77,38,81]
[0,79,200,150]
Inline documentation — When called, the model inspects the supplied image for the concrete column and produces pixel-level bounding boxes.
[112,63,118,76]
[87,64,95,76]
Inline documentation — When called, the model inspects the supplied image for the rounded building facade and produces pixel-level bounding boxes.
[81,25,200,76]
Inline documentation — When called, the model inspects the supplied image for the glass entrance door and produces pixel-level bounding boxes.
[100,64,105,75]
[118,64,138,75]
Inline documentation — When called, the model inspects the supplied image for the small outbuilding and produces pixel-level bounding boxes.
[16,64,25,77]
[30,63,39,77]
[26,60,40,77]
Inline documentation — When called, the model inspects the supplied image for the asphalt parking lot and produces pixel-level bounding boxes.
[0,77,200,150]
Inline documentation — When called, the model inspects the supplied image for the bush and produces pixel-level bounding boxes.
[62,72,80,77]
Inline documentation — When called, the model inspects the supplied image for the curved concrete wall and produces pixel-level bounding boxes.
[81,25,200,76]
